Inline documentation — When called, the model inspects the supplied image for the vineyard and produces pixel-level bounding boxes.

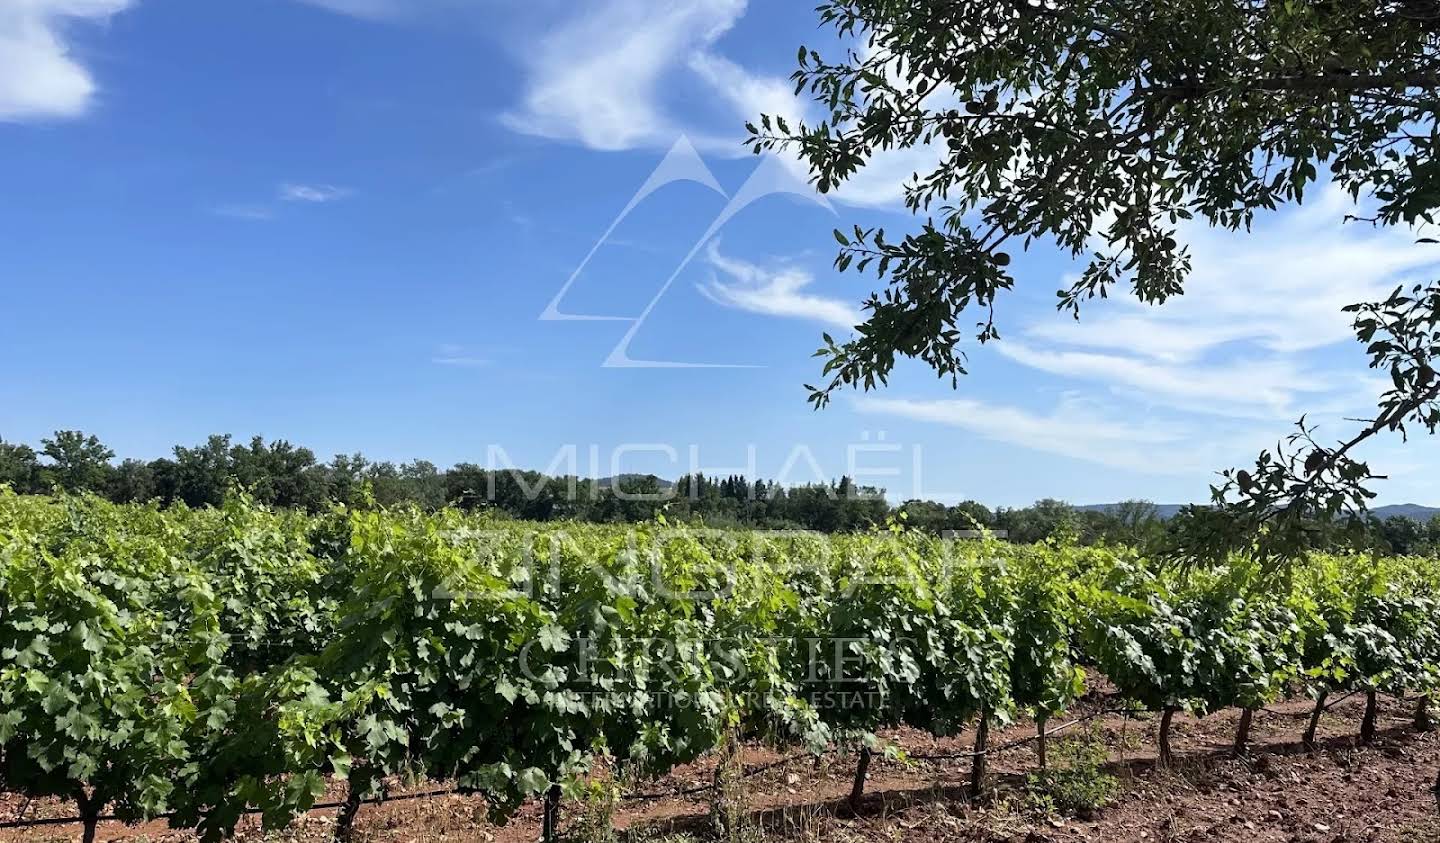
[1,489,1439,842]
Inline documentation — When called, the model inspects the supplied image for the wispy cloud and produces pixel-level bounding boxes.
[280,183,353,203]
[432,345,491,368]
[291,0,410,20]
[698,240,860,330]
[292,0,493,21]
[994,343,1343,421]
[501,0,746,152]
[497,1,943,206]
[210,183,353,221]
[854,394,1225,476]
[502,200,533,230]
[464,156,515,180]
[686,51,805,140]
[1028,186,1440,362]
[686,45,948,207]
[993,185,1434,424]
[0,0,135,122]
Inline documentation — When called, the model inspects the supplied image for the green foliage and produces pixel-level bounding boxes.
[1077,557,1308,716]
[567,771,622,843]
[0,492,230,826]
[0,490,1437,839]
[750,0,1440,399]
[9,431,1440,560]
[1025,727,1117,818]
[1007,545,1086,720]
[39,431,114,494]
[0,439,40,493]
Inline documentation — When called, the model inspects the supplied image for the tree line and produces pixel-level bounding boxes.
[1,430,1437,553]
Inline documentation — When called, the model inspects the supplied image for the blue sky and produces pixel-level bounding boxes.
[1,0,1438,508]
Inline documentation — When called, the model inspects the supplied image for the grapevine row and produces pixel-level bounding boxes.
[1,490,1437,841]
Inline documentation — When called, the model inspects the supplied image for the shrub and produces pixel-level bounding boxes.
[1025,727,1118,818]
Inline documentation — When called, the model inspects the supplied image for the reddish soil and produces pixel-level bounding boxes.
[3,692,1437,842]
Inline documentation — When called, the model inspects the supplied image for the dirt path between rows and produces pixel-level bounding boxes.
[3,692,1437,842]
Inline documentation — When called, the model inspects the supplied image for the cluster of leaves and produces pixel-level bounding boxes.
[1292,553,1440,700]
[1080,549,1440,744]
[1024,726,1118,818]
[0,494,234,841]
[2,491,1439,839]
[1080,557,1301,716]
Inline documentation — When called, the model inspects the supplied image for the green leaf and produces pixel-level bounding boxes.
[517,767,550,795]
[537,625,570,653]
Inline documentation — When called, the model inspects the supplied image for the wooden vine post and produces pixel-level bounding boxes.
[541,783,563,843]
[849,745,873,812]
[969,710,990,801]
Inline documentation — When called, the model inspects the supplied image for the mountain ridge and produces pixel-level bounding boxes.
[1080,502,1440,521]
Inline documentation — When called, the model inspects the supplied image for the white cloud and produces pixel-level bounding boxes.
[433,356,491,368]
[698,240,860,330]
[487,0,943,206]
[432,344,491,368]
[293,0,406,19]
[501,0,746,151]
[854,394,1225,476]
[840,186,1436,488]
[1029,186,1440,363]
[294,0,514,21]
[211,184,352,220]
[687,51,805,139]
[0,0,134,122]
[280,183,352,203]
[686,44,947,207]
[989,184,1435,427]
[994,343,1342,421]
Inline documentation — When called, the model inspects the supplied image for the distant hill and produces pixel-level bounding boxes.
[1371,503,1440,521]
[1080,502,1440,521]
[1078,503,1189,519]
